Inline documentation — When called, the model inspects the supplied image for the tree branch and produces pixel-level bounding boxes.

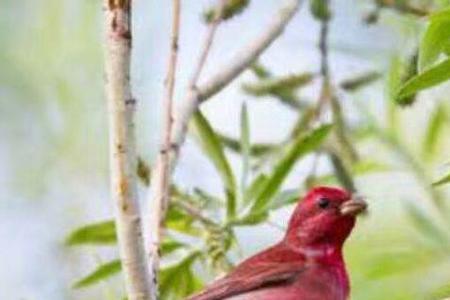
[198,0,301,100]
[146,0,301,293]
[189,0,228,89]
[103,1,151,299]
[148,0,181,298]
[169,0,302,173]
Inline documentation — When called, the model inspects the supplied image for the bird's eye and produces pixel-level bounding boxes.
[317,198,330,209]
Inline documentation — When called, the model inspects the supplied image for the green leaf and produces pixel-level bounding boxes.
[444,40,450,56]
[66,220,116,246]
[269,189,300,210]
[329,152,356,192]
[219,134,275,156]
[395,53,419,106]
[137,156,151,186]
[339,71,381,91]
[310,0,331,20]
[203,0,250,23]
[228,211,269,226]
[165,205,201,236]
[161,239,186,256]
[418,20,450,72]
[430,282,450,300]
[242,73,314,97]
[365,247,443,280]
[397,58,450,100]
[432,172,450,187]
[191,110,237,219]
[422,104,447,159]
[243,174,268,205]
[405,203,450,248]
[352,160,390,174]
[240,103,250,202]
[250,62,272,79]
[160,252,203,300]
[73,260,121,289]
[242,72,313,111]
[430,7,450,23]
[249,124,332,213]
[313,160,390,186]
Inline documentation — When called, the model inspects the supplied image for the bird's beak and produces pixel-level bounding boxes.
[340,194,367,216]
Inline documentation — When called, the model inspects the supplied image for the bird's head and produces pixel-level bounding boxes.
[285,186,367,251]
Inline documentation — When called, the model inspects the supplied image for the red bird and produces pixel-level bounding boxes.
[187,186,367,300]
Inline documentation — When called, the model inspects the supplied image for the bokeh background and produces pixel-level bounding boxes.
[1,0,450,299]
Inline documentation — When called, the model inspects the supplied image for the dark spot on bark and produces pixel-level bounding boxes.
[160,143,179,155]
[117,143,125,153]
[108,0,131,10]
[121,29,132,40]
[125,98,136,106]
[172,41,178,51]
[108,0,116,10]
[111,15,118,31]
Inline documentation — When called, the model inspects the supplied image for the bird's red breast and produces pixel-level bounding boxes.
[187,186,367,300]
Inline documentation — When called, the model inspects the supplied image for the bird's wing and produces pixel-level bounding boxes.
[186,243,306,300]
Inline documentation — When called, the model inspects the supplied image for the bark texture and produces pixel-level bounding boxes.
[104,1,151,299]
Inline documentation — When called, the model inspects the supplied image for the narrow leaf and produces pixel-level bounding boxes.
[250,62,272,79]
[397,58,450,100]
[73,260,121,289]
[432,172,450,187]
[329,152,356,192]
[269,189,300,210]
[340,71,381,91]
[191,110,237,219]
[430,7,450,23]
[160,252,202,299]
[310,0,331,20]
[242,73,314,97]
[240,103,250,202]
[418,20,450,72]
[228,211,268,226]
[203,0,250,23]
[250,124,332,213]
[243,174,268,205]
[161,239,186,256]
[219,134,275,156]
[395,53,419,106]
[405,203,450,248]
[66,220,116,246]
[422,104,447,159]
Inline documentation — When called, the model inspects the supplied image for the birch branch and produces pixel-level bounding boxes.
[147,0,301,293]
[199,0,301,100]
[172,0,301,174]
[103,1,151,299]
[148,0,181,299]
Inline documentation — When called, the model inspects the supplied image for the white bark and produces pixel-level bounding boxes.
[148,1,181,299]
[104,1,151,299]
[146,0,302,293]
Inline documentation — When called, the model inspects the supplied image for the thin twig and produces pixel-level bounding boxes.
[199,0,301,100]
[189,0,228,89]
[148,0,181,298]
[172,199,217,227]
[315,11,358,190]
[103,1,151,299]
[146,0,301,291]
[168,0,302,170]
[315,18,330,117]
